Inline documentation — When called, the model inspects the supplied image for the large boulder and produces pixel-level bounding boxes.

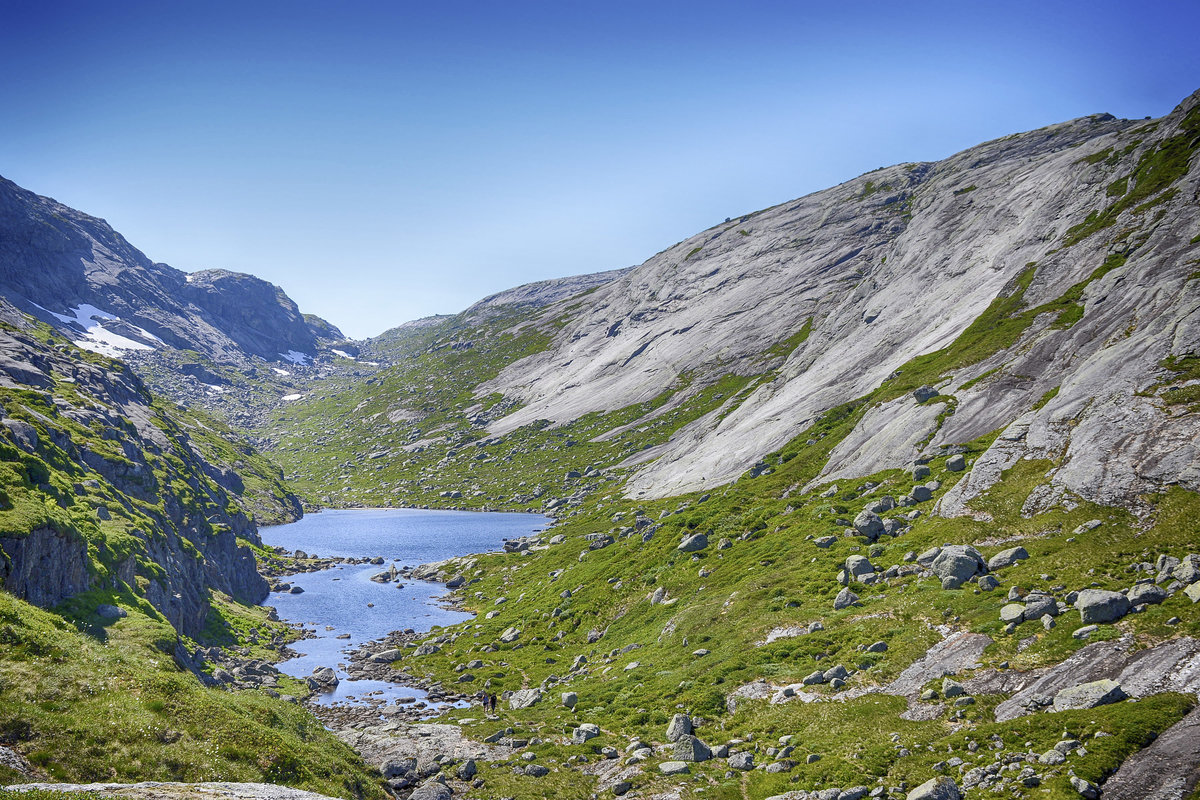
[1127,583,1168,606]
[834,587,860,610]
[1052,679,1127,712]
[853,510,885,540]
[728,751,754,770]
[907,776,961,799]
[931,545,986,589]
[672,735,711,762]
[678,534,709,552]
[665,713,692,742]
[1075,589,1131,624]
[845,555,875,578]
[509,688,542,709]
[987,546,1029,571]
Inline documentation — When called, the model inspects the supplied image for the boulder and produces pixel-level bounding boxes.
[499,627,521,643]
[509,688,542,709]
[853,510,884,540]
[728,751,754,770]
[524,764,550,777]
[665,713,692,742]
[96,604,127,619]
[572,723,600,744]
[987,546,1029,571]
[658,761,690,775]
[408,780,452,800]
[834,587,860,610]
[1075,589,1130,624]
[1127,583,1168,606]
[845,555,875,578]
[1022,594,1058,620]
[931,545,986,589]
[1052,679,1127,712]
[907,776,961,800]
[672,734,711,762]
[306,666,338,692]
[946,454,966,472]
[678,534,709,552]
[1000,603,1025,624]
[562,691,578,709]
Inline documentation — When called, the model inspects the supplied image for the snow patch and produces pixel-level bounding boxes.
[272,368,292,376]
[331,349,356,360]
[281,393,304,401]
[37,303,163,357]
[201,383,226,394]
[280,350,310,365]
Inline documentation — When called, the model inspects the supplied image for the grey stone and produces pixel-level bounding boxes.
[561,691,577,709]
[945,455,966,472]
[853,510,885,540]
[409,780,452,800]
[834,587,860,610]
[1000,603,1026,624]
[1052,679,1127,712]
[96,604,127,619]
[906,776,961,800]
[524,764,549,777]
[931,545,986,589]
[673,735,711,762]
[728,751,754,770]
[508,688,542,709]
[571,724,600,744]
[845,555,875,577]
[987,546,1029,571]
[658,761,689,775]
[1127,583,1168,606]
[665,713,692,742]
[678,533,708,552]
[1075,589,1130,624]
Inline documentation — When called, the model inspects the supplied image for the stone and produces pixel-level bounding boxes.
[942,678,965,697]
[673,735,711,762]
[931,545,986,589]
[853,510,885,540]
[658,761,690,775]
[999,603,1025,624]
[524,764,550,777]
[914,386,939,403]
[906,776,961,800]
[509,688,542,709]
[834,587,860,610]
[572,723,600,744]
[1022,594,1058,620]
[499,627,521,643]
[306,666,338,691]
[409,780,453,800]
[1037,749,1065,765]
[96,604,127,619]
[1075,589,1130,624]
[987,546,1029,571]
[978,575,999,591]
[946,455,966,472]
[911,485,933,502]
[413,644,440,656]
[866,640,888,653]
[845,555,875,577]
[1069,776,1099,799]
[456,759,476,780]
[1072,625,1099,639]
[1127,583,1168,606]
[728,751,754,770]
[665,713,692,742]
[1052,679,1127,712]
[1186,582,1200,603]
[561,691,577,709]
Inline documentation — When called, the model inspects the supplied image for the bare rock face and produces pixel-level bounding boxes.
[473,90,1200,509]
[0,527,91,607]
[1101,705,1200,800]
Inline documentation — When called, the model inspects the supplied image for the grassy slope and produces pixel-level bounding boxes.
[0,321,381,795]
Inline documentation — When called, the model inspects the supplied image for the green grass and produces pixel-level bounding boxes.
[1063,104,1200,247]
[0,592,382,796]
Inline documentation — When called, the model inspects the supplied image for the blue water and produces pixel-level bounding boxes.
[259,508,547,707]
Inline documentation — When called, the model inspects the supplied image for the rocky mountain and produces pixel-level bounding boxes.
[0,175,342,365]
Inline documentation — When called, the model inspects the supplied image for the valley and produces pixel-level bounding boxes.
[0,88,1199,800]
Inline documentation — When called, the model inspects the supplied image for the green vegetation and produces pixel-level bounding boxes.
[0,592,380,795]
[953,184,977,195]
[1064,104,1200,246]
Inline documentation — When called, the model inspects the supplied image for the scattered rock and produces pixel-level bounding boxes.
[508,688,542,709]
[907,775,961,799]
[987,546,1029,571]
[834,587,860,610]
[1052,679,1127,712]
[1075,589,1130,624]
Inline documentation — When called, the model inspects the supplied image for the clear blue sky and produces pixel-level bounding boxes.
[2,0,1198,339]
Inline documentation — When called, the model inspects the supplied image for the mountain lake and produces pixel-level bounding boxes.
[258,507,547,710]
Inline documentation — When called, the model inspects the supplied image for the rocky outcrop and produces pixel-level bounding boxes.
[2,784,341,800]
[0,527,91,607]
[1100,705,1200,800]
[0,316,271,635]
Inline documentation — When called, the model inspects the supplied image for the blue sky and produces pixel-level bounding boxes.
[2,1,1198,339]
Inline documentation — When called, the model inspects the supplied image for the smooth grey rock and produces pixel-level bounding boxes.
[845,555,875,577]
[945,455,966,472]
[658,761,689,775]
[931,545,985,589]
[672,735,711,762]
[906,776,960,799]
[678,533,709,552]
[1052,679,1127,712]
[728,751,754,770]
[1075,589,1130,624]
[1127,583,1168,606]
[561,691,577,709]
[987,546,1029,571]
[834,587,860,610]
[1000,603,1025,623]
